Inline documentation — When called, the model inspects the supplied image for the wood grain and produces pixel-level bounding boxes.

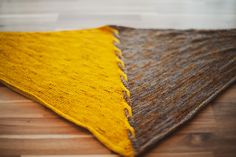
[0,82,236,157]
[0,0,236,156]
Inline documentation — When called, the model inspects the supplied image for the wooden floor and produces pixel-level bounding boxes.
[0,0,236,156]
[0,81,235,157]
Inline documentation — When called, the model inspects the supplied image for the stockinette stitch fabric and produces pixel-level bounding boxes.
[0,26,134,157]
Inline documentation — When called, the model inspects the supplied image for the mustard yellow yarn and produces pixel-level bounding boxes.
[0,26,134,156]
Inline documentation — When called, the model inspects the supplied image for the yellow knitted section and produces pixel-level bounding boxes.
[0,26,134,156]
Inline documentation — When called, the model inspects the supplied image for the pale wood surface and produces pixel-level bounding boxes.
[0,0,236,31]
[0,82,235,157]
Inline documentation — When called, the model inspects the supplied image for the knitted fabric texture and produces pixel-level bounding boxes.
[117,27,236,155]
[0,26,134,157]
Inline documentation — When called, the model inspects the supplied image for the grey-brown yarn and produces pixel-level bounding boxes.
[116,27,236,155]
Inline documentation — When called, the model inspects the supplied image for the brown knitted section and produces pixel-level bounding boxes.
[116,27,236,155]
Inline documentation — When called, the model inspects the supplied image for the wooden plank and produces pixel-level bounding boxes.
[0,82,235,156]
[176,105,217,134]
[0,87,31,101]
[0,101,55,118]
[0,137,112,156]
[0,118,88,135]
[22,155,118,157]
[0,0,236,156]
[146,152,214,157]
[214,85,236,103]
